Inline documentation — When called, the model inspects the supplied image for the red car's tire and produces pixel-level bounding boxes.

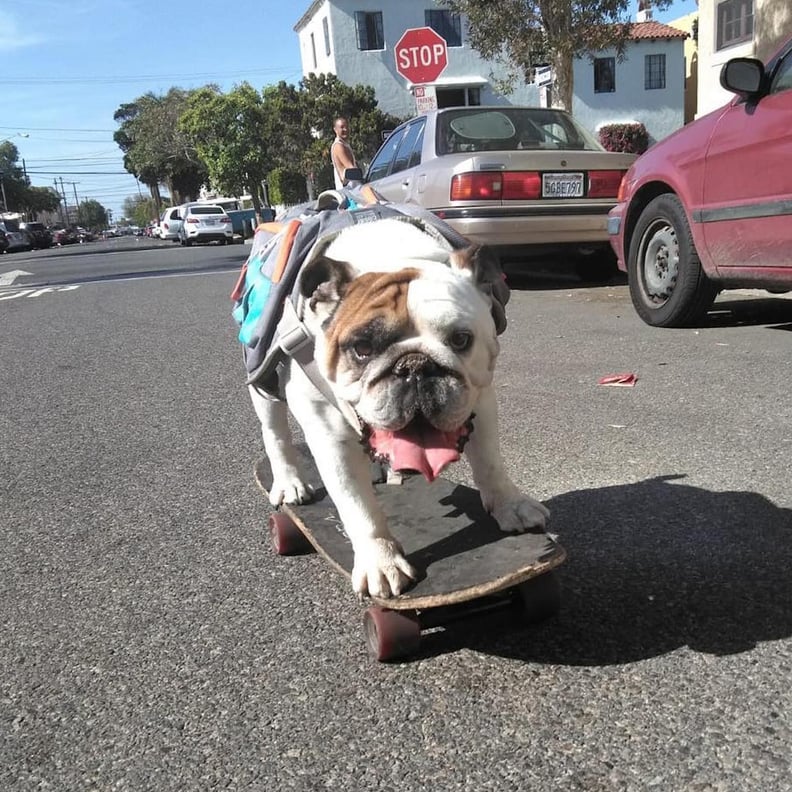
[627,193,718,328]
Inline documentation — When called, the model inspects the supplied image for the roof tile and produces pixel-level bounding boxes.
[630,21,689,39]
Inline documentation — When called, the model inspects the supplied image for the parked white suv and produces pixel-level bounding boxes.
[159,206,184,241]
[178,204,234,246]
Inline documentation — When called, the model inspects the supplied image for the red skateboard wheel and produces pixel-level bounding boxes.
[268,512,312,555]
[363,607,421,662]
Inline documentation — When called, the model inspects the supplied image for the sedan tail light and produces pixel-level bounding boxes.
[186,218,201,224]
[450,171,543,201]
[587,170,626,199]
[450,172,502,201]
[221,217,232,223]
[502,171,541,200]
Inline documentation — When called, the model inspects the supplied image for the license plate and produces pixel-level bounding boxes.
[204,219,217,225]
[542,172,584,198]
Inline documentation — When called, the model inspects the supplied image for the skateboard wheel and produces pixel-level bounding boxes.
[363,607,421,662]
[514,572,562,624]
[268,512,311,556]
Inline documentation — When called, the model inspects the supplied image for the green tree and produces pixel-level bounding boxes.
[0,141,27,213]
[441,0,671,110]
[260,74,402,198]
[122,195,163,228]
[0,142,61,218]
[179,82,270,218]
[20,186,62,218]
[77,199,109,229]
[114,88,208,209]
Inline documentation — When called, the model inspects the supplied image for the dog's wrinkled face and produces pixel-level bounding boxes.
[299,224,504,480]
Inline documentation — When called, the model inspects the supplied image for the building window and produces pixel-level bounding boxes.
[594,57,615,93]
[436,87,481,108]
[355,11,384,51]
[322,17,331,57]
[310,32,317,68]
[425,9,462,47]
[717,0,753,50]
[645,54,666,89]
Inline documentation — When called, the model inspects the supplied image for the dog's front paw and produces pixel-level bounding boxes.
[489,491,550,534]
[351,538,417,599]
[269,468,314,507]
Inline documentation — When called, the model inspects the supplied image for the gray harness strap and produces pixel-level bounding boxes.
[278,298,363,436]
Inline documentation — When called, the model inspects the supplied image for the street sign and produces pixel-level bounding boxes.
[414,84,438,114]
[394,27,448,84]
[535,65,553,87]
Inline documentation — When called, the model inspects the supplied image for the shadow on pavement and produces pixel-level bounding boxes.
[503,260,627,292]
[704,297,792,330]
[424,475,792,665]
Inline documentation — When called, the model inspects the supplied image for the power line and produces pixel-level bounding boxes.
[25,170,132,175]
[0,67,302,87]
[0,125,116,133]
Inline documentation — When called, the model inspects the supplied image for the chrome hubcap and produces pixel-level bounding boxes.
[642,221,679,301]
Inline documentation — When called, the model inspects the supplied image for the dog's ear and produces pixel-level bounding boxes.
[449,244,510,334]
[299,255,356,316]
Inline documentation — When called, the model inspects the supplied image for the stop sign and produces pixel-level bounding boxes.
[394,27,448,84]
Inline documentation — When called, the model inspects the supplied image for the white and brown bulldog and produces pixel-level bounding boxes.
[249,217,549,598]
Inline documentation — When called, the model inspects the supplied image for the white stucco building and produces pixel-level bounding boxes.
[294,1,687,144]
[572,21,688,144]
[695,0,791,117]
[294,0,539,117]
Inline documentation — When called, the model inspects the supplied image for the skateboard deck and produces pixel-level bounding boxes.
[254,446,565,616]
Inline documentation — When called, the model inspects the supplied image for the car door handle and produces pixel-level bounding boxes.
[401,180,410,188]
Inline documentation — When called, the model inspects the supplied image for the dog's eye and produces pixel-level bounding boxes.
[448,330,473,352]
[351,339,373,359]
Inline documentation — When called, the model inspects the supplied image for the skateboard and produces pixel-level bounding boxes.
[254,446,566,662]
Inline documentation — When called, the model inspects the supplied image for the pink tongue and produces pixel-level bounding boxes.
[369,422,466,482]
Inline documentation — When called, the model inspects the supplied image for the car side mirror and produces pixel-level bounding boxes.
[343,167,364,184]
[720,57,765,98]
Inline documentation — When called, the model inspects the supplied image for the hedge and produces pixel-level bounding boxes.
[598,122,649,155]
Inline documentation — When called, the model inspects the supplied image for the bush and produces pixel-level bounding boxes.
[267,168,308,205]
[598,122,649,155]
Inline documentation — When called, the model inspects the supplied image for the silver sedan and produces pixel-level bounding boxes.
[364,106,636,279]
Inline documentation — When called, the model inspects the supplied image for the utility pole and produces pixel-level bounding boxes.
[67,182,80,224]
[54,179,67,224]
[58,178,69,224]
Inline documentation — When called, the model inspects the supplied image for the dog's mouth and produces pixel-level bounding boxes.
[364,415,474,482]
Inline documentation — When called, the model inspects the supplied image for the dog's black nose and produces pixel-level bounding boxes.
[392,353,442,380]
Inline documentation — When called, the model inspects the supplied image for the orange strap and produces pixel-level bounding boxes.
[230,220,301,300]
[271,220,301,283]
[230,264,248,301]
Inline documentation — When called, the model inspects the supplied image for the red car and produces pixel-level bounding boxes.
[608,37,792,327]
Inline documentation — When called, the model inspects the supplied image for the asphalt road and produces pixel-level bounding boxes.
[1,244,791,791]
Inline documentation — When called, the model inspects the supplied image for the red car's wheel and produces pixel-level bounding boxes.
[627,193,718,327]
[363,607,421,662]
[268,512,311,555]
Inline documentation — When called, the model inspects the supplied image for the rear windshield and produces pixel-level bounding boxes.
[189,206,225,215]
[437,108,603,155]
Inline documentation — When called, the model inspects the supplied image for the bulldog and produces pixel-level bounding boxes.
[249,216,549,598]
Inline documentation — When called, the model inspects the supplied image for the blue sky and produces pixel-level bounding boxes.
[1,0,697,222]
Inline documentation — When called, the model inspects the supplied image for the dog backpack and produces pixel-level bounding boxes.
[230,187,509,404]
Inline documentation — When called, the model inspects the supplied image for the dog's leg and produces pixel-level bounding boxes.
[285,377,417,598]
[248,385,314,506]
[465,385,550,532]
